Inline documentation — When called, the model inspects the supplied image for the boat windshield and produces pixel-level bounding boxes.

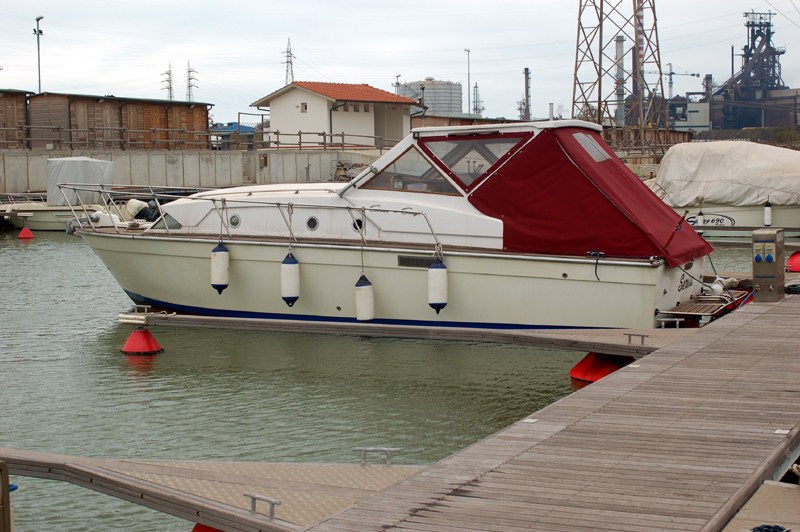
[421,135,527,190]
[360,146,459,195]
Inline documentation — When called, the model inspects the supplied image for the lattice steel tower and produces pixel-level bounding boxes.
[162,62,174,101]
[572,0,667,155]
[284,39,295,86]
[186,61,198,101]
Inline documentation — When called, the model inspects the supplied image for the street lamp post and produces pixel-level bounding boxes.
[464,49,470,115]
[34,16,43,93]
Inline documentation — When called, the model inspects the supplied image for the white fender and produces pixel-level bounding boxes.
[764,202,772,227]
[355,274,374,321]
[281,252,300,307]
[211,242,229,294]
[695,210,704,236]
[428,257,448,314]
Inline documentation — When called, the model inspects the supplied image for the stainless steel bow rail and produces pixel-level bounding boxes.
[57,183,446,255]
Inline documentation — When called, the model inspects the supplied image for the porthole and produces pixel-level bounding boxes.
[562,273,568,279]
[229,214,241,228]
[306,216,319,231]
[352,218,363,232]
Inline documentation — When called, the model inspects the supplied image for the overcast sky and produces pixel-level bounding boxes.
[2,0,800,123]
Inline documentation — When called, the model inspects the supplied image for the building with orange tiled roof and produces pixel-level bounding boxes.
[251,82,417,147]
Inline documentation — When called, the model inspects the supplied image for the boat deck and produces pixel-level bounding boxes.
[5,296,800,532]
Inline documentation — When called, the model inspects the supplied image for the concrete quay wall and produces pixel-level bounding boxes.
[0,150,381,193]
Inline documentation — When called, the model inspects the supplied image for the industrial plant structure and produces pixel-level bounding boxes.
[668,11,799,132]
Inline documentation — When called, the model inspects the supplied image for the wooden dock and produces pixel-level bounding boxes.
[305,295,800,532]
[5,296,800,531]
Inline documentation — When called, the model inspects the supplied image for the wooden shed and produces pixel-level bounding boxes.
[28,92,212,150]
[0,89,33,149]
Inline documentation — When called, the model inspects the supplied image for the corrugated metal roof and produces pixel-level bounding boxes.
[31,92,213,106]
[251,82,416,107]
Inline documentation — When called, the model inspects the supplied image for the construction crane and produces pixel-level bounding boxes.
[646,64,700,99]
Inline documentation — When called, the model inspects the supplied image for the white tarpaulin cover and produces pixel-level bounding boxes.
[645,141,800,207]
[46,157,114,206]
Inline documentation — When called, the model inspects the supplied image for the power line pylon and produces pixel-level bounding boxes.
[162,62,174,101]
[283,38,295,86]
[572,0,668,158]
[186,61,198,101]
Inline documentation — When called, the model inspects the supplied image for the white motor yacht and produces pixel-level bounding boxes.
[75,120,712,329]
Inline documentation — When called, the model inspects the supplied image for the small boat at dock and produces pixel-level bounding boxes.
[72,120,712,330]
[1,157,111,231]
[645,141,800,235]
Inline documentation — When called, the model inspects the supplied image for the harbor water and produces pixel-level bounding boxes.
[0,230,594,532]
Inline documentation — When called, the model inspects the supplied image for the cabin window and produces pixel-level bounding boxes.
[422,135,526,189]
[300,103,308,113]
[361,147,459,195]
[573,133,611,162]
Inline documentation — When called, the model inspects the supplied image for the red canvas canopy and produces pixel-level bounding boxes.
[467,127,712,267]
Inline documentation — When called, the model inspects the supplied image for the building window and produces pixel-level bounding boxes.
[343,103,349,112]
[364,104,369,113]
[404,107,410,116]
[332,104,339,112]
[300,103,308,113]
[354,103,360,112]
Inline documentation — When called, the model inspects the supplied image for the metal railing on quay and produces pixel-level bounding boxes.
[0,125,211,150]
[209,128,402,153]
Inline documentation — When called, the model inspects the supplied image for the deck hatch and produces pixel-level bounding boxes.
[397,255,436,268]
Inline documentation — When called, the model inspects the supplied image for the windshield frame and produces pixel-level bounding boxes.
[417,131,533,193]
[358,145,464,196]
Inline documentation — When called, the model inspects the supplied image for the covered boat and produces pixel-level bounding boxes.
[646,141,800,229]
[1,157,112,230]
[75,120,711,329]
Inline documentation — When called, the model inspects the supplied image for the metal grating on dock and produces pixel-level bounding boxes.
[305,295,800,532]
[0,450,423,532]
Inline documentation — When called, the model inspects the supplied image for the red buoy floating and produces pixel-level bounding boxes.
[786,251,800,272]
[570,352,635,383]
[121,327,164,356]
[18,227,34,239]
[192,524,225,532]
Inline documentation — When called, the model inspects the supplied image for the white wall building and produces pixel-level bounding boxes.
[251,82,416,147]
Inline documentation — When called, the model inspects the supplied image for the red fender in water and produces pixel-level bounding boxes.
[570,352,635,383]
[192,525,225,532]
[786,252,800,272]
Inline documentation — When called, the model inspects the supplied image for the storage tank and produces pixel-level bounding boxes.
[399,78,463,114]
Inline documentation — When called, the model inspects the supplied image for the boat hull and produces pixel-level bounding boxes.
[678,204,800,236]
[2,204,98,231]
[81,232,704,330]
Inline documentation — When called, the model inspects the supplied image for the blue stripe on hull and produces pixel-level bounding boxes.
[124,290,605,331]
